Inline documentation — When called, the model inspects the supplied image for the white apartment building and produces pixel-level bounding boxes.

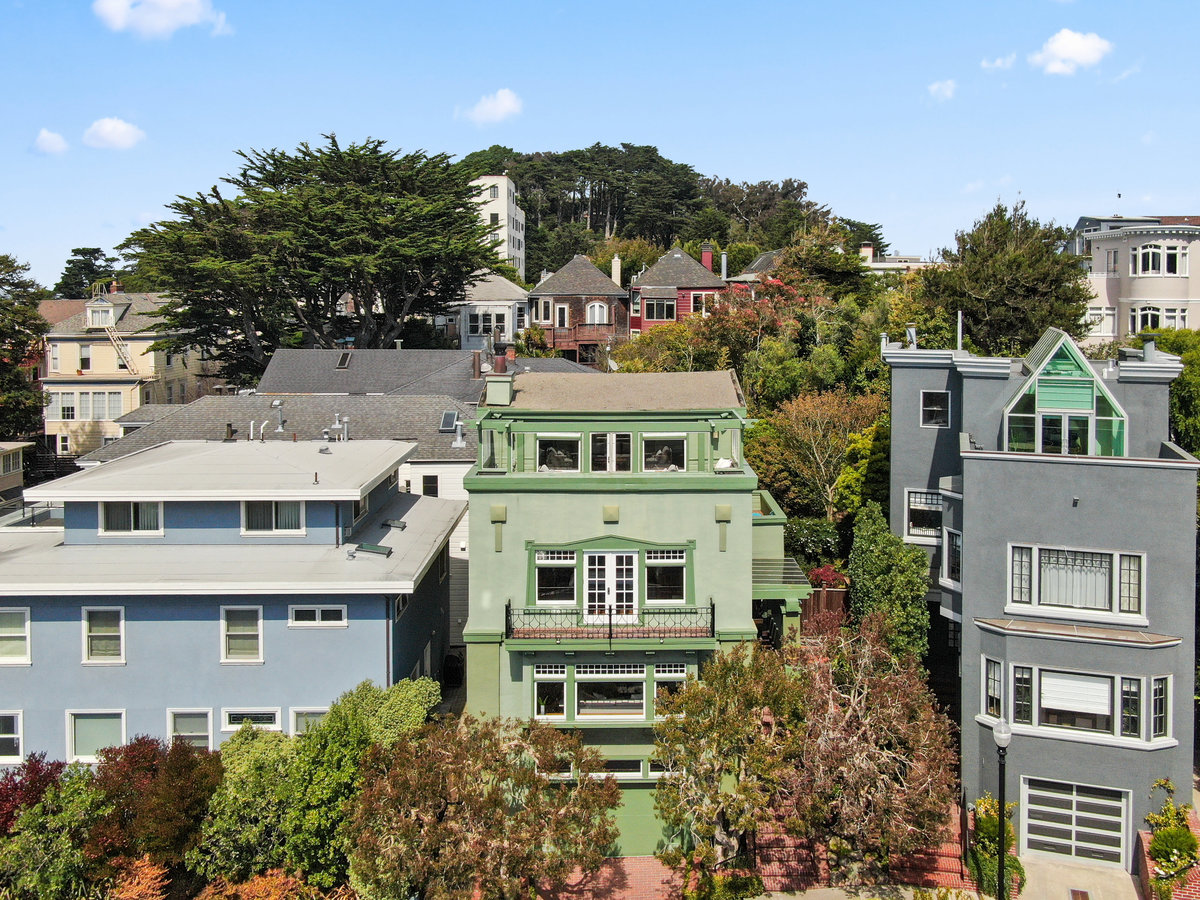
[1074,215,1200,343]
[472,174,526,282]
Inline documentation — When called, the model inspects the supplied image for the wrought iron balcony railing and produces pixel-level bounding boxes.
[505,602,714,642]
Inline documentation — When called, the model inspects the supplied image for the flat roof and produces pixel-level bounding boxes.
[0,443,33,452]
[0,492,465,595]
[24,440,415,502]
[488,371,745,411]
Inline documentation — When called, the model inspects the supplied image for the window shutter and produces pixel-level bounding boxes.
[1040,671,1112,715]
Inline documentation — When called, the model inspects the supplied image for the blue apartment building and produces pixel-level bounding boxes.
[0,438,464,762]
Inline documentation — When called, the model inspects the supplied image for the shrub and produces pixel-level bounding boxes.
[0,752,66,835]
[1147,778,1192,832]
[785,517,841,568]
[109,855,169,900]
[684,869,763,900]
[1150,826,1198,864]
[806,564,847,589]
[967,794,1026,898]
[196,870,314,900]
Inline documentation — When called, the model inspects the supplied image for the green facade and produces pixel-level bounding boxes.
[463,372,807,856]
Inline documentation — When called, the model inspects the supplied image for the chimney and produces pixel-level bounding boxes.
[494,353,507,375]
[224,423,234,441]
[905,323,918,349]
[485,372,515,406]
[859,242,874,263]
[472,350,482,379]
[720,251,728,280]
[1143,334,1158,361]
[701,242,714,272]
[394,339,402,350]
[109,280,122,294]
[505,345,516,362]
[611,253,622,286]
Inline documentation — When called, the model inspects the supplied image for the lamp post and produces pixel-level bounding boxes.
[993,718,1013,900]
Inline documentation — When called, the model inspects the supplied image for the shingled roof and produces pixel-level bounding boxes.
[80,394,478,464]
[633,249,725,290]
[256,348,596,401]
[48,293,173,336]
[529,255,627,298]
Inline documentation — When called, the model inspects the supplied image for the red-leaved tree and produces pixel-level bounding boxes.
[0,752,66,835]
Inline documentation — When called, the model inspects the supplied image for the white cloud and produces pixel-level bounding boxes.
[1113,64,1140,83]
[981,53,1016,71]
[83,117,147,149]
[927,79,956,102]
[34,128,68,154]
[459,88,523,125]
[963,180,985,194]
[93,0,231,39]
[1029,28,1113,75]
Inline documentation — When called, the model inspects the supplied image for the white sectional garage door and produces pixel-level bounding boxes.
[1022,778,1128,867]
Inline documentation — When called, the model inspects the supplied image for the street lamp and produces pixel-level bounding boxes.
[993,718,1013,900]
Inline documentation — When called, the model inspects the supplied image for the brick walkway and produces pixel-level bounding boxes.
[539,858,680,900]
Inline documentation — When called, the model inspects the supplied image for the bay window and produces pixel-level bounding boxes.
[1009,544,1144,616]
[1039,671,1113,733]
[1130,243,1188,276]
[985,659,1002,717]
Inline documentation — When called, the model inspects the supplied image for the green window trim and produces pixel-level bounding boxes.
[525,538,697,609]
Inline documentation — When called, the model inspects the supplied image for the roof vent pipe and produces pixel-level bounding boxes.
[341,417,349,441]
[472,350,482,379]
[225,423,234,441]
[249,421,255,441]
[395,339,402,350]
[451,421,466,449]
[956,310,964,351]
[1143,334,1158,360]
[880,332,888,354]
[720,251,728,280]
[906,323,917,349]
[260,420,269,442]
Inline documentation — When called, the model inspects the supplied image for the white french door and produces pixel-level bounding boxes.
[584,552,637,624]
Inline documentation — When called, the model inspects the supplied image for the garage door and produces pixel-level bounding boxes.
[1022,778,1127,867]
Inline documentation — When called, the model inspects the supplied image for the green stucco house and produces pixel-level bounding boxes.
[463,368,809,855]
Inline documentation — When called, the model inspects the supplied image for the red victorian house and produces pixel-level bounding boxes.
[527,255,629,365]
[629,243,726,334]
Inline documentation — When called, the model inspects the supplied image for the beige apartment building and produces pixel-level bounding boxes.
[472,174,526,282]
[42,293,217,455]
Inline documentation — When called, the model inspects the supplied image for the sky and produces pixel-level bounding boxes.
[3,0,1199,287]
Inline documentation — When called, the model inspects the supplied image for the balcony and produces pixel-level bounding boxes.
[505,602,714,642]
[542,323,621,350]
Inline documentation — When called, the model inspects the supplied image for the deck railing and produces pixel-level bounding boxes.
[506,602,714,641]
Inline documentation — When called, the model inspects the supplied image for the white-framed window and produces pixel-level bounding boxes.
[0,712,21,763]
[920,390,951,428]
[645,549,686,604]
[631,296,641,317]
[556,304,568,328]
[1120,678,1141,739]
[1008,544,1144,618]
[489,184,499,200]
[221,708,281,732]
[46,391,122,422]
[288,605,347,628]
[1152,676,1169,738]
[690,292,715,316]
[168,709,212,749]
[0,450,19,476]
[590,432,632,472]
[58,434,70,455]
[0,608,31,666]
[79,344,91,371]
[1105,248,1120,275]
[221,606,263,663]
[535,550,577,605]
[534,664,567,719]
[49,343,60,372]
[942,529,962,587]
[100,501,162,535]
[654,662,687,709]
[87,306,114,328]
[352,495,369,524]
[241,500,304,534]
[904,489,943,541]
[82,607,124,664]
[985,658,1002,718]
[642,435,685,472]
[291,708,329,734]
[67,710,125,763]
[536,435,580,472]
[1130,243,1189,277]
[585,301,608,325]
[644,296,675,320]
[1087,306,1116,337]
[575,663,647,718]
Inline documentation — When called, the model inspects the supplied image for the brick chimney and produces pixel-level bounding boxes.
[701,242,714,272]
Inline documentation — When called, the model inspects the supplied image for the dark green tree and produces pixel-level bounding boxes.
[919,200,1091,355]
[846,502,930,660]
[124,135,498,383]
[681,207,731,245]
[838,219,890,259]
[455,144,518,178]
[52,247,118,299]
[0,255,49,439]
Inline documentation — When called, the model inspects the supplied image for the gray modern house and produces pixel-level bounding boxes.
[886,327,1197,872]
[0,439,464,762]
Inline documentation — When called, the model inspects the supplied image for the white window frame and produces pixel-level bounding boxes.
[574,663,647,720]
[920,390,951,429]
[644,549,687,605]
[641,432,687,473]
[0,607,31,666]
[983,657,1003,718]
[290,707,330,734]
[653,662,688,715]
[0,449,20,475]
[0,711,22,763]
[940,528,962,590]
[81,606,125,665]
[589,432,632,473]
[585,301,609,325]
[975,659,1175,750]
[1005,542,1147,624]
[220,707,282,733]
[98,501,164,536]
[287,605,348,628]
[240,500,306,536]
[220,605,264,664]
[536,434,582,473]
[66,709,126,763]
[533,664,568,720]
[904,488,943,545]
[49,343,60,372]
[534,550,577,606]
[58,434,70,455]
[166,708,213,750]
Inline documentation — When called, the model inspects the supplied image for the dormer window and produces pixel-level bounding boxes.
[86,302,114,328]
[1004,339,1126,457]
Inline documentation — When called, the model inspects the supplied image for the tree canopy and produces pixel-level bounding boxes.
[918,200,1091,355]
[0,254,49,439]
[52,247,119,299]
[125,135,498,383]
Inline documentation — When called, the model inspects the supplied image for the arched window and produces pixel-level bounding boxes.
[585,301,608,325]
